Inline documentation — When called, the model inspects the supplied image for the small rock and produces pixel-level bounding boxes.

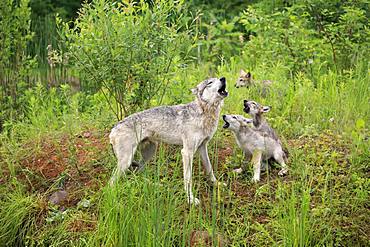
[83,131,92,138]
[49,190,68,205]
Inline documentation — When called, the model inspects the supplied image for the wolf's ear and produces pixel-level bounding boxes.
[262,106,271,113]
[240,69,247,76]
[246,72,251,78]
[191,87,198,95]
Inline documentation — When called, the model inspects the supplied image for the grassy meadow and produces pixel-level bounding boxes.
[0,0,369,246]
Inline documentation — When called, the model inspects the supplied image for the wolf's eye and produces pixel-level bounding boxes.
[232,116,236,119]
[239,79,243,81]
[207,81,213,85]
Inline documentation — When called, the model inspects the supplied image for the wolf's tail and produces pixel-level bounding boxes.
[109,128,117,157]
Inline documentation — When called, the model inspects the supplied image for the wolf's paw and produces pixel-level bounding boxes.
[251,177,260,183]
[233,167,244,173]
[278,168,288,176]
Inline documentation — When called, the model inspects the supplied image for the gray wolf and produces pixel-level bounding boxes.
[109,77,228,205]
[235,70,272,97]
[222,114,287,182]
[243,100,288,175]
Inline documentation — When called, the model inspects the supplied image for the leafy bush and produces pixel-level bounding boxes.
[61,0,196,120]
[187,0,249,66]
[239,0,369,77]
[0,0,37,127]
[240,5,325,78]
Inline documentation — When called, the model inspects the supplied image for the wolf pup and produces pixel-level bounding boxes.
[235,70,272,97]
[222,114,287,182]
[243,100,288,176]
[109,77,228,205]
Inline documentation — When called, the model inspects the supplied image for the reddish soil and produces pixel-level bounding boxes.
[190,230,227,247]
[16,129,110,206]
[68,218,97,233]
[217,147,233,164]
[231,180,255,198]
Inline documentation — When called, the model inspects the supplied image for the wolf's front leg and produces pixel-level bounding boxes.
[181,146,199,205]
[251,150,263,182]
[198,143,217,184]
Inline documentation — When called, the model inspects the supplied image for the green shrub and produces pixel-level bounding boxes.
[0,0,37,126]
[239,0,369,76]
[61,0,196,120]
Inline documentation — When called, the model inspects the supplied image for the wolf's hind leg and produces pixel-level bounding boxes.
[274,151,288,176]
[110,135,139,185]
[198,143,217,184]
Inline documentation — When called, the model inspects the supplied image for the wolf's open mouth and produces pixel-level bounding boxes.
[243,105,250,113]
[218,78,228,97]
[222,115,230,128]
[243,100,250,113]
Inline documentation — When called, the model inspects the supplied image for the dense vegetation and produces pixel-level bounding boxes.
[0,0,368,246]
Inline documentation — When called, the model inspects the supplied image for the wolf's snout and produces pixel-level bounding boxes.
[222,114,226,120]
[220,77,226,83]
[244,100,248,105]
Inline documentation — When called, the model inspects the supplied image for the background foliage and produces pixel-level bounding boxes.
[61,0,196,119]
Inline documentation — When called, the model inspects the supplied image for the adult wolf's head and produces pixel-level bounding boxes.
[191,77,228,105]
[243,100,270,117]
[222,114,253,132]
[235,70,252,88]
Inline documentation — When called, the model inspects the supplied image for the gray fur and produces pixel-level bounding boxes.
[109,77,228,205]
[222,114,288,181]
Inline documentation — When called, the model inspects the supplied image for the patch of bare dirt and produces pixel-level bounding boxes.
[17,129,110,202]
[217,147,233,164]
[231,180,255,198]
[189,230,227,247]
[68,218,97,233]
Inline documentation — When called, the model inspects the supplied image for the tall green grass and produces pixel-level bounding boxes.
[0,190,41,246]
[91,144,228,246]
